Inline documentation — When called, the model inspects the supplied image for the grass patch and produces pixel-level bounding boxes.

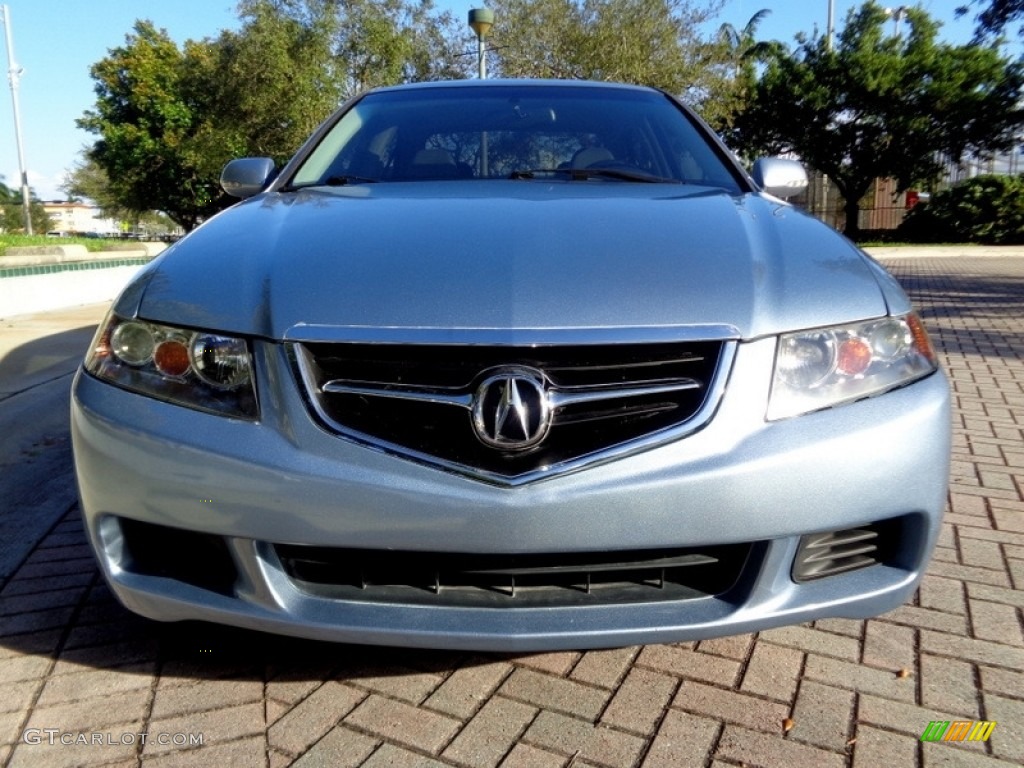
[0,234,128,256]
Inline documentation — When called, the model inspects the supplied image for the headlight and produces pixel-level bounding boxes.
[768,313,938,420]
[84,314,258,419]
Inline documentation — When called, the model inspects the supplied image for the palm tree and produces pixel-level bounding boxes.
[717,9,777,68]
[714,9,778,132]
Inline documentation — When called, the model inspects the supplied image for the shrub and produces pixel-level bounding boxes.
[898,174,1024,244]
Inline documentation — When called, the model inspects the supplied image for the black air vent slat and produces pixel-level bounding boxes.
[462,552,718,577]
[801,542,879,564]
[792,519,903,583]
[275,543,753,608]
[802,529,879,550]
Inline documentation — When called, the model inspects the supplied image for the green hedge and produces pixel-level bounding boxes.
[899,174,1024,244]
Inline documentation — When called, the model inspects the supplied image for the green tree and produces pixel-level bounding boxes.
[61,156,173,234]
[197,0,347,164]
[78,1,468,230]
[77,21,222,232]
[713,9,777,130]
[61,155,137,222]
[0,179,52,233]
[487,0,752,129]
[900,174,1024,243]
[731,2,1024,238]
[957,0,1024,39]
[335,0,469,96]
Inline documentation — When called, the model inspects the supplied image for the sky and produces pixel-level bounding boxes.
[0,0,1009,202]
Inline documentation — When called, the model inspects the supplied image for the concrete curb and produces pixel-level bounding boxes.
[1,241,167,267]
[0,246,168,320]
[864,244,1024,259]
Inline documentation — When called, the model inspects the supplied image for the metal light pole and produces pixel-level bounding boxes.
[821,1,835,226]
[0,4,32,234]
[884,6,909,37]
[468,8,494,178]
[468,8,493,80]
[827,0,835,52]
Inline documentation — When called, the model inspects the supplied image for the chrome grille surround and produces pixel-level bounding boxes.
[290,326,737,485]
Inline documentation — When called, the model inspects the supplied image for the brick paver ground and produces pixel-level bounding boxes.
[1,254,1022,767]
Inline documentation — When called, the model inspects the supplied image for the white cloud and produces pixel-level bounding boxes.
[4,167,64,201]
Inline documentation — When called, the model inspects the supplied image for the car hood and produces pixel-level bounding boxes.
[126,181,890,341]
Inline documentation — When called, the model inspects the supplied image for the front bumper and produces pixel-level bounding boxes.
[71,337,951,651]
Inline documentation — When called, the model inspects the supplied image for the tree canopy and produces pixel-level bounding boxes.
[486,0,759,129]
[731,1,1024,238]
[77,0,762,229]
[77,0,469,230]
[78,0,1024,238]
[958,0,1024,40]
[0,179,51,234]
[77,20,221,231]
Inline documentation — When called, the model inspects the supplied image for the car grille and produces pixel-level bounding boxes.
[274,543,756,608]
[293,340,729,483]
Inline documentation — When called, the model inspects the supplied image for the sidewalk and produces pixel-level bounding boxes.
[864,245,1024,259]
[0,304,109,397]
[0,304,110,585]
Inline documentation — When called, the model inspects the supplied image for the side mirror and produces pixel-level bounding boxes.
[221,157,277,199]
[751,157,808,199]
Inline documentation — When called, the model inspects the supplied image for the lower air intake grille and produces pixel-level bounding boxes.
[275,543,756,608]
[792,518,903,582]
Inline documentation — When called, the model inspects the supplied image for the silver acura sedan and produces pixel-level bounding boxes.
[72,79,950,651]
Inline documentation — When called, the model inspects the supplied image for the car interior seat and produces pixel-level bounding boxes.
[409,149,461,179]
[571,147,614,168]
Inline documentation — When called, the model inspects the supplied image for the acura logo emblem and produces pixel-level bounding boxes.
[472,367,551,450]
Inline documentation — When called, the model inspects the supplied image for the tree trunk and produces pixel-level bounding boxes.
[842,195,861,240]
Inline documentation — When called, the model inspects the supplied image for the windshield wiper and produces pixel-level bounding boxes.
[509,168,680,184]
[323,174,378,185]
[279,174,378,192]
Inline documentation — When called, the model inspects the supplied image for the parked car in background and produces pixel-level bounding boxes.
[72,79,950,650]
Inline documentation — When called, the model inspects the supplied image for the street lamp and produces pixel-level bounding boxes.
[884,6,909,37]
[0,4,32,234]
[827,0,835,52]
[468,8,493,80]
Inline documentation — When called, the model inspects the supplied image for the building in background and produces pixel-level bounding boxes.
[42,201,118,236]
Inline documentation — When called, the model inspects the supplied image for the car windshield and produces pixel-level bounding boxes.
[287,84,744,192]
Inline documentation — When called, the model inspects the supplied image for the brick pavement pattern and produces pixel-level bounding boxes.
[1,255,1022,767]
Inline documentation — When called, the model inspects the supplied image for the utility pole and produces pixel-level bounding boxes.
[0,4,32,234]
[468,8,494,80]
[468,9,494,179]
[827,0,835,52]
[822,0,835,227]
[885,6,909,37]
